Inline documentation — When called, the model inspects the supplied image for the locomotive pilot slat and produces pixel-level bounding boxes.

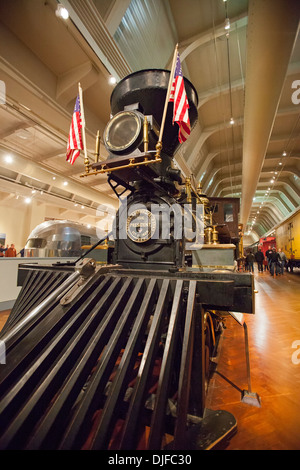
[0,272,80,360]
[0,275,118,450]
[173,281,197,448]
[0,270,42,335]
[4,271,71,335]
[118,278,171,450]
[59,277,146,450]
[25,276,130,450]
[0,275,114,415]
[88,278,157,450]
[147,279,184,450]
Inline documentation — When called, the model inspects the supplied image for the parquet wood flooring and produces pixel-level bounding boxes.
[206,270,300,450]
[0,310,10,332]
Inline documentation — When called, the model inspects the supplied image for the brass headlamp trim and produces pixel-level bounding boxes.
[80,114,162,178]
[80,153,162,178]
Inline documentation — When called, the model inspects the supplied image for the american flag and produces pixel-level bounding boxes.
[66,94,83,164]
[169,52,190,143]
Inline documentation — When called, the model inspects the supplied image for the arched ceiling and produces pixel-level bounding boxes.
[0,0,299,244]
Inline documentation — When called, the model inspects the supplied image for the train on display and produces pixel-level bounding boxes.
[0,69,255,450]
[272,208,300,272]
[254,208,300,272]
[24,219,113,263]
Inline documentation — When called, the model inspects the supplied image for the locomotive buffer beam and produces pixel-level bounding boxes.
[0,264,253,450]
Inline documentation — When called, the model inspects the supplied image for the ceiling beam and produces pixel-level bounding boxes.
[240,0,300,227]
[61,0,132,80]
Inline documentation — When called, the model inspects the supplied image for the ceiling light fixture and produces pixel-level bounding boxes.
[25,197,32,204]
[109,76,117,85]
[55,4,69,20]
[230,117,234,125]
[4,155,13,164]
[224,18,230,30]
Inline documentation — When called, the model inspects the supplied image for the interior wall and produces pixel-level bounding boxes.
[0,199,101,253]
[0,204,27,252]
[0,200,46,252]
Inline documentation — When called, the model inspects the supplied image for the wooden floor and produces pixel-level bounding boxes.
[206,269,300,450]
[0,310,10,332]
[0,268,300,450]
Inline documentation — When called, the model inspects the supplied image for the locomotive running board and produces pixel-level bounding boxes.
[0,261,253,450]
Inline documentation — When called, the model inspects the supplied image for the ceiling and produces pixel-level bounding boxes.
[0,0,299,244]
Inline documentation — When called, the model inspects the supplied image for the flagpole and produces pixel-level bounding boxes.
[155,44,178,158]
[78,82,90,173]
[155,48,199,199]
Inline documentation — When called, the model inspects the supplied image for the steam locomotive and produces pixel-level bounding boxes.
[0,70,254,451]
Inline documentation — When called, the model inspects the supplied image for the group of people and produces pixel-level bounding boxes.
[0,243,17,257]
[244,245,287,276]
[265,246,287,276]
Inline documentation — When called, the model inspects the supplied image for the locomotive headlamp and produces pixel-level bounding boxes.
[104,110,144,156]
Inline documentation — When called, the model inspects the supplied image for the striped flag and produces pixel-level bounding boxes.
[169,52,190,143]
[66,94,83,164]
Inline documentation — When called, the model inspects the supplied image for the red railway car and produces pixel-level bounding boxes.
[258,236,276,257]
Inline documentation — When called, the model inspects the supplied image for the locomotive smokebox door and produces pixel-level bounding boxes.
[113,191,185,270]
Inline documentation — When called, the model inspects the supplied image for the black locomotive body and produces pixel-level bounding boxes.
[96,69,199,271]
[0,70,254,451]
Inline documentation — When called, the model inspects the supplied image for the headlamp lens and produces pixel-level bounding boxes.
[104,111,143,154]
